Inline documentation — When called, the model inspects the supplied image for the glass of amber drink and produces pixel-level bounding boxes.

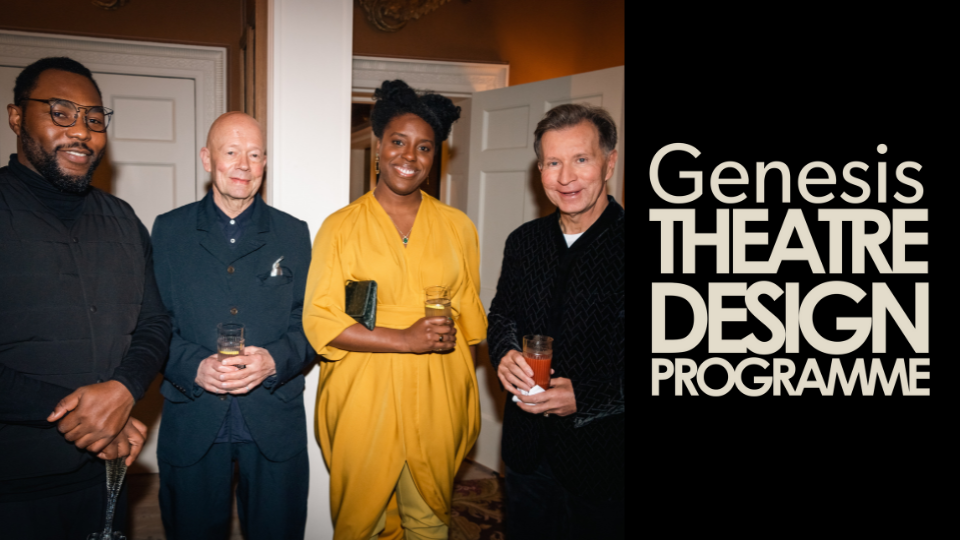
[523,335,553,390]
[217,323,245,367]
[424,286,453,320]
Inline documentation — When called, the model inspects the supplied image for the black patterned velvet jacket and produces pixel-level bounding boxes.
[488,196,624,501]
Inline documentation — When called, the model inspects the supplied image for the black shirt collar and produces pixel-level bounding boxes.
[212,194,257,228]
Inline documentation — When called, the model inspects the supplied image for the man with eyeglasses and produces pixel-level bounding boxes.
[0,57,171,537]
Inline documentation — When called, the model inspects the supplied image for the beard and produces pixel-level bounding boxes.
[20,125,104,194]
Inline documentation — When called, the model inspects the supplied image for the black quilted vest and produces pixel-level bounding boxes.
[0,165,145,481]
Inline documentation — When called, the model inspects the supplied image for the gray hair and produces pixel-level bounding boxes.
[533,103,617,163]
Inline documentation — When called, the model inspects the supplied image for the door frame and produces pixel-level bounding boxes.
[352,55,509,99]
[0,29,227,199]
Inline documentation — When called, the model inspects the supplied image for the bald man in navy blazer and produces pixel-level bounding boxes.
[151,112,313,540]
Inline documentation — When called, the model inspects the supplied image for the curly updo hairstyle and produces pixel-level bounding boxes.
[371,80,461,143]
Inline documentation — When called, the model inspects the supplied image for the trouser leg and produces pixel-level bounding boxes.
[235,442,308,540]
[565,488,625,540]
[507,459,625,540]
[504,461,563,540]
[0,477,127,540]
[377,492,403,540]
[369,507,389,540]
[159,443,234,540]
[394,462,448,540]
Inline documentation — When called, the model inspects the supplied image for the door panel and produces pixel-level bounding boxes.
[482,106,531,150]
[94,73,196,233]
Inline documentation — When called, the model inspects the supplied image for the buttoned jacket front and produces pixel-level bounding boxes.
[151,192,313,467]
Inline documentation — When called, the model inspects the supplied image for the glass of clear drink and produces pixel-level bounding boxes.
[424,286,453,320]
[217,323,245,368]
[523,335,553,390]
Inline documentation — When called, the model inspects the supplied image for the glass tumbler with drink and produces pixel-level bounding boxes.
[217,323,246,369]
[523,334,553,392]
[424,286,452,320]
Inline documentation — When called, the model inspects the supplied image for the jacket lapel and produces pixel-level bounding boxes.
[232,196,269,261]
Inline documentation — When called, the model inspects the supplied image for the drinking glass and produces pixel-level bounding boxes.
[86,457,127,540]
[523,335,554,390]
[424,286,453,320]
[217,323,246,369]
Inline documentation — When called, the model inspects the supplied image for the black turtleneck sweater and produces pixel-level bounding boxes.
[10,156,88,229]
[0,154,171,425]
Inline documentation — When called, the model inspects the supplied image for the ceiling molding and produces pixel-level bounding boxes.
[352,55,509,98]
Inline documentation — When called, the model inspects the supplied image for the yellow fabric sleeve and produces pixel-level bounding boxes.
[303,211,361,361]
[452,210,487,346]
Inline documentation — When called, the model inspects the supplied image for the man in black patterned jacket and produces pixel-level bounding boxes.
[488,103,624,540]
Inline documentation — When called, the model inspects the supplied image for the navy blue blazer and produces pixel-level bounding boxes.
[151,193,313,467]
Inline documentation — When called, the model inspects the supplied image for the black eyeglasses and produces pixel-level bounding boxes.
[22,98,113,133]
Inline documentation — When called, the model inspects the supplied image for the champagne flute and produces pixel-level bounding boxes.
[86,457,127,540]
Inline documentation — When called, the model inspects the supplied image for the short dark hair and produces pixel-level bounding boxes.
[13,57,102,106]
[371,80,460,143]
[533,103,617,163]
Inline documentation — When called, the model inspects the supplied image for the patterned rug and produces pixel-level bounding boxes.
[450,476,506,540]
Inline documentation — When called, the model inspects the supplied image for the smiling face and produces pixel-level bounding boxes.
[201,112,265,212]
[539,120,618,227]
[375,113,436,198]
[8,69,106,192]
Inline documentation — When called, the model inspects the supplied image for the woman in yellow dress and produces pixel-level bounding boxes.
[303,80,486,540]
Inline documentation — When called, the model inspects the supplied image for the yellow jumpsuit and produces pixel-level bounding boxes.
[303,191,486,539]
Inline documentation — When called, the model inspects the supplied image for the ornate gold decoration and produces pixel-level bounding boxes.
[92,0,130,11]
[359,0,454,32]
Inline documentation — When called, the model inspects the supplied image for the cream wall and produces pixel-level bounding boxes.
[267,0,353,538]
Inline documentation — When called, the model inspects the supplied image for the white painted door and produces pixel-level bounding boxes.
[93,73,197,232]
[456,66,624,471]
[1,66,199,473]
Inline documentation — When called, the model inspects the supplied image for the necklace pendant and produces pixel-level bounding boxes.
[402,237,409,245]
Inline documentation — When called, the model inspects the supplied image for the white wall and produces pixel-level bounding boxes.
[267,1,353,538]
